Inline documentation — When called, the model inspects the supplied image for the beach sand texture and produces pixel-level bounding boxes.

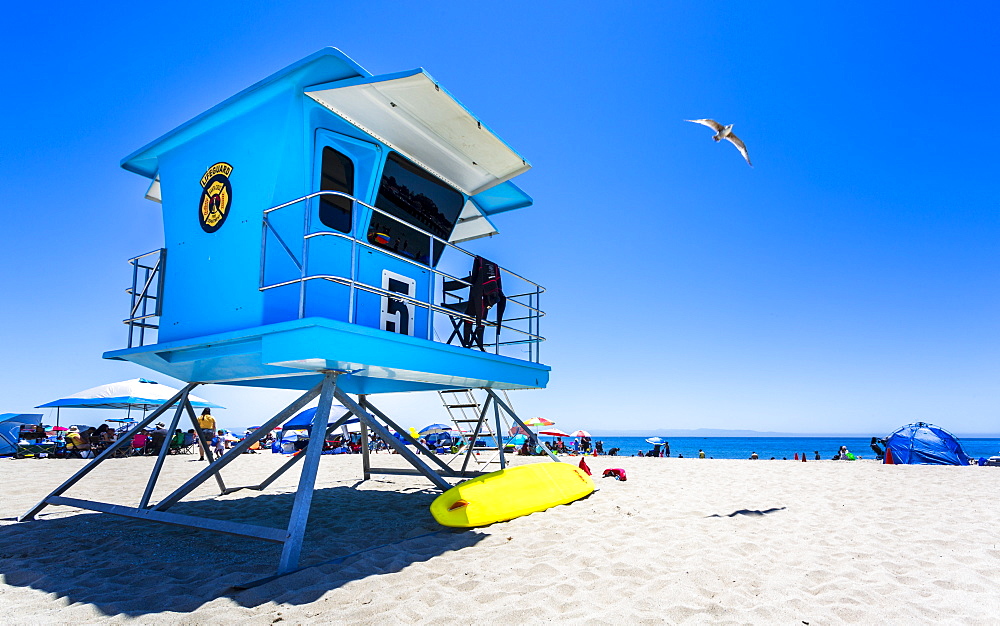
[2,453,998,623]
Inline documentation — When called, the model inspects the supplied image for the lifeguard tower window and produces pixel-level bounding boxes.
[369,152,464,266]
[318,146,355,233]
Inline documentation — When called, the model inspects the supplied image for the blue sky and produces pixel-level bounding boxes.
[1,1,997,435]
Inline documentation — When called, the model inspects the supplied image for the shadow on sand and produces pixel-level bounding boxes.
[0,484,485,616]
[706,507,787,518]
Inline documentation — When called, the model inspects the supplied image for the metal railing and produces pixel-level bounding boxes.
[124,249,165,348]
[259,190,546,362]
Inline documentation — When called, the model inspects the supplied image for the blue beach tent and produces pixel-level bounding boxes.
[0,413,43,456]
[884,422,971,466]
[282,405,357,433]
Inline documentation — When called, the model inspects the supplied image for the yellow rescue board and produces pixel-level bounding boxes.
[430,462,595,527]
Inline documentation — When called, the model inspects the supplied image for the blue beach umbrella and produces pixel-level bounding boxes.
[37,378,225,428]
[38,378,224,411]
[645,437,668,445]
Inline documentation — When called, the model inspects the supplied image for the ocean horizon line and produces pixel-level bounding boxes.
[585,428,1000,438]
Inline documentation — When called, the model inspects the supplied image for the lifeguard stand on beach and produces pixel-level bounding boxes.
[21,48,557,575]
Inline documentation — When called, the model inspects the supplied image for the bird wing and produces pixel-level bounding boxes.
[725,133,753,167]
[686,119,724,132]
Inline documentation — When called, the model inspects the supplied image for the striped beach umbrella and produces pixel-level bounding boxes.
[524,417,555,427]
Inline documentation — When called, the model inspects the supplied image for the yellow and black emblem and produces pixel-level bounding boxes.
[198,162,233,233]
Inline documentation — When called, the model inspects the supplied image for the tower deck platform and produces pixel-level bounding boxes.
[105,315,550,394]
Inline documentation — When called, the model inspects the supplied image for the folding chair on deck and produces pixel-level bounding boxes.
[442,256,506,352]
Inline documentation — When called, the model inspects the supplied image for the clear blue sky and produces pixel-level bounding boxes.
[2,1,997,435]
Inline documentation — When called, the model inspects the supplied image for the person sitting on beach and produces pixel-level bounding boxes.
[65,426,92,452]
[95,424,114,443]
[637,450,644,457]
[749,451,758,460]
[698,449,706,458]
[814,450,821,460]
[838,445,849,460]
[869,437,885,460]
[150,422,169,451]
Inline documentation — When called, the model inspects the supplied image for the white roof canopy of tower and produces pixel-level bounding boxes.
[305,69,531,198]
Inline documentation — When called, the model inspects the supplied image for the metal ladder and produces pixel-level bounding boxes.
[438,389,515,474]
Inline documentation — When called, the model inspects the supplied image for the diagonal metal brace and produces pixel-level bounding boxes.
[334,389,452,491]
[153,381,324,511]
[19,383,199,521]
[484,388,560,462]
[361,400,458,476]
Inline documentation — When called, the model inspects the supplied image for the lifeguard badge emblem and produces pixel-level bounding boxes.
[198,162,233,233]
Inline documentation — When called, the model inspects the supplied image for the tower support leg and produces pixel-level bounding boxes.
[359,395,371,481]
[277,372,338,573]
[494,396,506,469]
[139,387,190,509]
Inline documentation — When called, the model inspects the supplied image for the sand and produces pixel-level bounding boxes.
[1,451,998,623]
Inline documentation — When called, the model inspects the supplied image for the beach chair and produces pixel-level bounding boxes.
[131,433,149,456]
[63,435,90,459]
[168,431,186,454]
[180,432,196,454]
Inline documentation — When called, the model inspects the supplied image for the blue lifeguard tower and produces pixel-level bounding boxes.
[22,48,556,575]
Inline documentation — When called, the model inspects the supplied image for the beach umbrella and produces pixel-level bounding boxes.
[570,430,591,438]
[38,378,224,411]
[645,437,668,445]
[51,426,69,432]
[509,425,530,436]
[419,423,452,436]
[37,378,224,428]
[540,428,569,437]
[524,417,554,427]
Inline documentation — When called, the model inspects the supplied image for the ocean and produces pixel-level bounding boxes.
[572,436,1000,460]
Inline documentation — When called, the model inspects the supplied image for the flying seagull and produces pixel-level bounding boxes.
[686,119,752,167]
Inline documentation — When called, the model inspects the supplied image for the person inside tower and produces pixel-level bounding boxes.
[442,256,506,351]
